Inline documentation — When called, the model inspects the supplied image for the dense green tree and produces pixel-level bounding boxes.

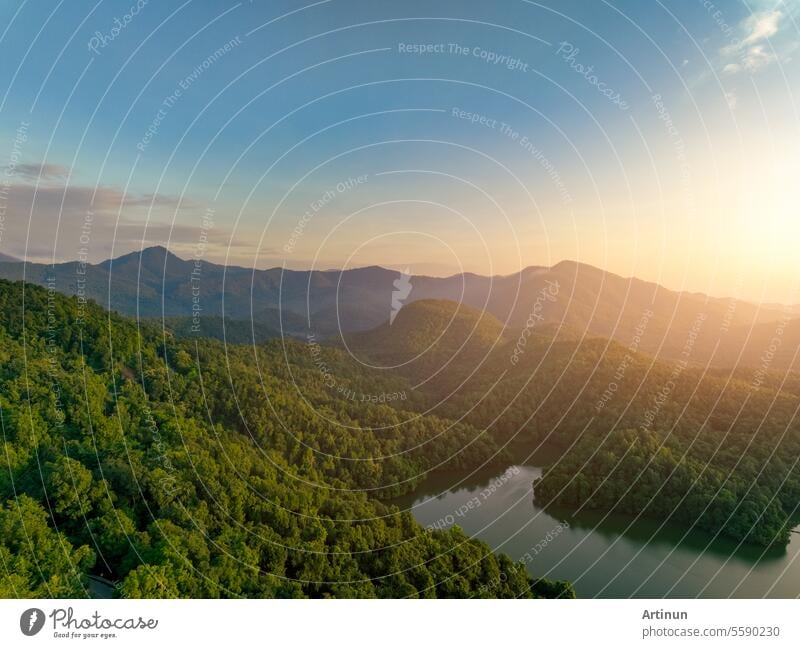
[0,280,567,598]
[0,496,93,597]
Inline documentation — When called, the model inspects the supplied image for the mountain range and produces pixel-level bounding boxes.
[1,269,798,600]
[343,298,800,547]
[1,246,797,370]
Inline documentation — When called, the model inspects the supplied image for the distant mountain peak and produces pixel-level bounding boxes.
[100,245,187,270]
[549,259,604,274]
[137,245,184,261]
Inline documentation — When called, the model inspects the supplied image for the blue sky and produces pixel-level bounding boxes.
[1,0,798,300]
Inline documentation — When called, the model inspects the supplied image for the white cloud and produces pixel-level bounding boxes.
[725,91,738,110]
[718,6,795,75]
[742,10,782,45]
[742,43,777,70]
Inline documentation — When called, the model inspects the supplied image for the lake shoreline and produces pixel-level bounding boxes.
[397,463,800,598]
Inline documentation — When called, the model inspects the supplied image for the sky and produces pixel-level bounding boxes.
[0,0,798,302]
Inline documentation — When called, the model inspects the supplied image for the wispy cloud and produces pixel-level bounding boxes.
[4,182,188,214]
[742,10,782,46]
[720,3,798,74]
[0,161,197,262]
[2,162,71,181]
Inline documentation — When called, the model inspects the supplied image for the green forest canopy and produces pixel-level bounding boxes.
[0,279,573,598]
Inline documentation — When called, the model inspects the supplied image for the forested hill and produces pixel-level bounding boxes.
[0,279,574,598]
[346,299,800,548]
[4,246,799,370]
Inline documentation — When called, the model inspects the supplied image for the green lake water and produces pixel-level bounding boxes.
[394,464,800,597]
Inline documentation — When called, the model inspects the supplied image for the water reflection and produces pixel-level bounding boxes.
[395,464,800,598]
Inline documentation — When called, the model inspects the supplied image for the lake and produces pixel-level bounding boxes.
[394,463,800,597]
